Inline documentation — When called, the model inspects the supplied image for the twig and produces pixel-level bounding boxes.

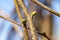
[0,16,23,38]
[27,28,51,40]
[37,32,51,40]
[31,0,60,17]
[0,16,22,26]
[14,0,29,40]
[14,0,22,20]
[11,22,23,37]
[18,0,38,40]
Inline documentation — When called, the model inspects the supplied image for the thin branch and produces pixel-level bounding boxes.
[0,16,22,26]
[12,22,23,37]
[1,16,24,38]
[14,0,29,40]
[27,28,51,40]
[31,0,60,17]
[37,31,51,40]
[14,0,22,20]
[18,0,38,40]
[0,16,23,37]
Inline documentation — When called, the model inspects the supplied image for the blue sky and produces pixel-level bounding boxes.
[0,0,14,13]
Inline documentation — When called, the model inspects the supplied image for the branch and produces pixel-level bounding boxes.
[0,16,22,26]
[18,0,38,40]
[14,0,29,40]
[12,23,23,37]
[31,0,60,17]
[0,16,23,37]
[37,32,51,40]
[27,28,51,40]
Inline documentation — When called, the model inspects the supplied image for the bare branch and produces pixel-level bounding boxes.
[37,32,51,40]
[31,0,60,17]
[18,0,38,40]
[0,16,24,38]
[12,23,23,37]
[14,0,29,40]
[0,16,22,26]
[27,28,51,40]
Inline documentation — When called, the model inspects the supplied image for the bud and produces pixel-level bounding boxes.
[31,11,37,18]
[21,19,26,24]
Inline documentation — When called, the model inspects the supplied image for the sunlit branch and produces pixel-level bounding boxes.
[0,16,22,26]
[18,0,38,40]
[14,0,29,40]
[31,0,60,17]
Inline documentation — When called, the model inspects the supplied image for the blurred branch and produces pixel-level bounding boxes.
[37,31,51,40]
[27,28,51,40]
[0,16,22,26]
[14,0,29,40]
[14,0,22,20]
[31,0,60,17]
[18,0,38,40]
[0,15,23,37]
[12,23,23,37]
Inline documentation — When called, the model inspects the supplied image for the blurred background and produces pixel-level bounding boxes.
[0,0,60,40]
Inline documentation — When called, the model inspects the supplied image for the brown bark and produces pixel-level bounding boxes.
[14,0,29,40]
[18,0,38,40]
